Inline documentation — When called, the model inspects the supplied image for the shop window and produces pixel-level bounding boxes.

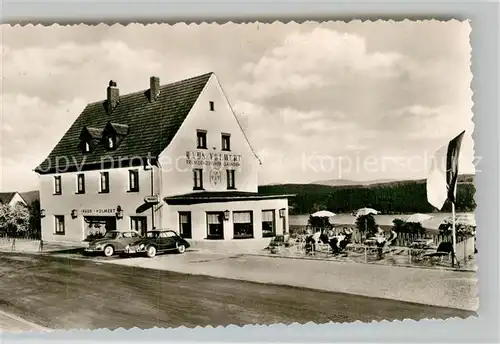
[76,174,85,194]
[221,133,231,151]
[206,212,224,239]
[129,169,139,192]
[262,210,276,237]
[179,212,192,239]
[197,130,207,149]
[193,169,203,190]
[99,171,110,193]
[54,215,65,235]
[233,211,253,239]
[226,170,235,190]
[130,216,147,236]
[54,176,62,195]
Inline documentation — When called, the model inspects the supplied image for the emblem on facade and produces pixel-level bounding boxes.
[209,168,222,187]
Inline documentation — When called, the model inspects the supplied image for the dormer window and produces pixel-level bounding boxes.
[102,122,129,150]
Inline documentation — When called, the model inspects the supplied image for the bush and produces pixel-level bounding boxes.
[0,204,30,237]
[355,214,377,237]
[392,219,426,235]
[307,215,332,232]
[439,221,475,238]
[84,232,105,242]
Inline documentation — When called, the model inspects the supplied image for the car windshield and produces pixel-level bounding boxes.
[146,231,160,238]
[103,232,119,239]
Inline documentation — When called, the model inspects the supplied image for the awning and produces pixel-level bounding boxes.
[164,191,295,205]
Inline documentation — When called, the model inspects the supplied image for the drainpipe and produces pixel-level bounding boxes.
[146,158,155,230]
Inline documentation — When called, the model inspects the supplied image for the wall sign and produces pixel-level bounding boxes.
[144,194,160,204]
[185,150,242,168]
[81,208,116,216]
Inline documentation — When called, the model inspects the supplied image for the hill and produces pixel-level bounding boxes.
[258,174,476,215]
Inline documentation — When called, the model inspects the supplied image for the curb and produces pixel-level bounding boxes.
[0,309,52,332]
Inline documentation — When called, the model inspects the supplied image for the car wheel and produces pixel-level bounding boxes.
[146,245,157,258]
[177,243,186,254]
[103,245,114,257]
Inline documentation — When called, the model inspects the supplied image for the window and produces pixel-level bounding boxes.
[209,101,215,111]
[99,171,109,193]
[193,169,203,190]
[206,212,224,239]
[122,231,139,239]
[76,174,85,194]
[262,210,276,237]
[227,170,235,190]
[83,141,91,153]
[107,136,115,149]
[130,217,147,236]
[54,176,62,195]
[222,134,231,151]
[196,130,207,149]
[54,215,65,235]
[179,212,192,239]
[128,169,139,192]
[233,211,253,239]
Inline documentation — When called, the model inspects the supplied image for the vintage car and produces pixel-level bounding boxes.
[85,230,142,257]
[124,229,190,258]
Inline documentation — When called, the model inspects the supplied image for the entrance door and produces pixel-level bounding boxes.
[179,212,192,238]
[131,216,148,236]
[206,212,224,239]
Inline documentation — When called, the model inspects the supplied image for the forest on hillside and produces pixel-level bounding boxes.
[258,176,476,215]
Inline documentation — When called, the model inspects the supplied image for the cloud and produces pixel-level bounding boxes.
[0,93,87,191]
[233,28,403,101]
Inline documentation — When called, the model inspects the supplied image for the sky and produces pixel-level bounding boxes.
[0,21,474,191]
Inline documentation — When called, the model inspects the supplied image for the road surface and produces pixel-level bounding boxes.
[0,252,474,330]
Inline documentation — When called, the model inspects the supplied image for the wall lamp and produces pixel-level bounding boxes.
[279,208,286,218]
[71,209,78,219]
[116,205,124,219]
[224,210,230,221]
[40,209,46,218]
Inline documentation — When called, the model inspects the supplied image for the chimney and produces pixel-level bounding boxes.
[106,80,119,114]
[149,76,160,102]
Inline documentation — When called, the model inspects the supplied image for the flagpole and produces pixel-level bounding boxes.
[451,201,456,267]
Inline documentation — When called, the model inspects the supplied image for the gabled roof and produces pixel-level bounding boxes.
[35,72,213,173]
[106,122,129,136]
[0,192,16,204]
[0,192,26,205]
[80,126,104,140]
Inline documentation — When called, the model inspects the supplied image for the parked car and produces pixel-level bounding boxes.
[124,229,190,258]
[85,230,142,257]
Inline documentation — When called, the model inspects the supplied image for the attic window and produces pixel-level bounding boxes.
[107,136,115,149]
[209,101,215,111]
[83,141,91,153]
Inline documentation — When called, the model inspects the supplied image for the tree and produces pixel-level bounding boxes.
[392,219,426,236]
[28,199,42,239]
[355,214,377,237]
[0,204,31,237]
[307,215,332,232]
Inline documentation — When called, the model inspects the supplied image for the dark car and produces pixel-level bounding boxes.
[85,230,142,257]
[124,230,190,258]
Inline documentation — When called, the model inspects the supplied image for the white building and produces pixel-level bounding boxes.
[35,73,290,245]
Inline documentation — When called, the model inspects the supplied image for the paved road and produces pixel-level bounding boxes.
[0,252,473,330]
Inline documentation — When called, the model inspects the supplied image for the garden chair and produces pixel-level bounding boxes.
[422,241,453,263]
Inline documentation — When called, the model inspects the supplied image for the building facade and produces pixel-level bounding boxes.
[36,73,290,243]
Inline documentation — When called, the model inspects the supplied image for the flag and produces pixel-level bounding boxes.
[426,130,466,210]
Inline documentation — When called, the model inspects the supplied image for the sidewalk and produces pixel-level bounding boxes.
[106,250,478,311]
[0,310,50,332]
